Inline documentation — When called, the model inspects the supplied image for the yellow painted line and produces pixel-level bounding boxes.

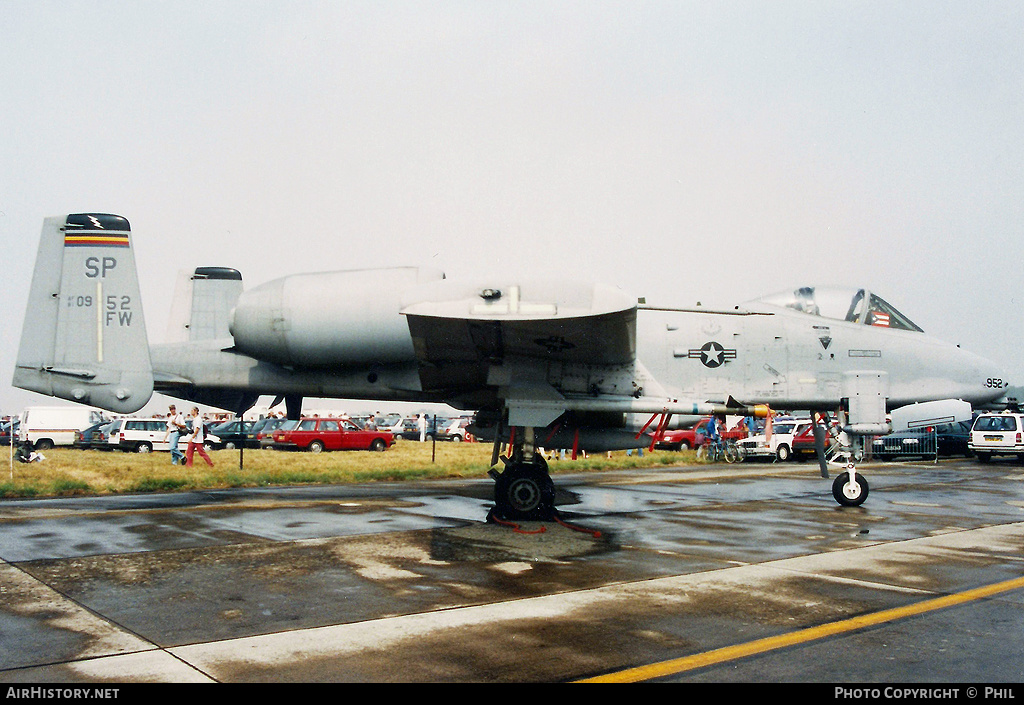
[576,574,1024,683]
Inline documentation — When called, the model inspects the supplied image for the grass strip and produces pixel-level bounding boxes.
[0,442,698,499]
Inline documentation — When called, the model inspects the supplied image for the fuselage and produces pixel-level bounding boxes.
[151,275,1008,417]
[22,216,1004,429]
[635,303,1004,411]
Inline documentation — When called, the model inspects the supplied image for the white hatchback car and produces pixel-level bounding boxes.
[968,413,1024,462]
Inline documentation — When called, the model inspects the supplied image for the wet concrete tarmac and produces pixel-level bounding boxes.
[1,457,1023,683]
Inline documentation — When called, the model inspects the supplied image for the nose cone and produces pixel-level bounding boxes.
[947,344,1009,407]
[888,335,1008,409]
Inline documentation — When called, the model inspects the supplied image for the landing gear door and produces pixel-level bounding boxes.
[843,371,890,434]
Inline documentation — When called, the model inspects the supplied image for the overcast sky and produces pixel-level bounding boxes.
[2,0,1022,415]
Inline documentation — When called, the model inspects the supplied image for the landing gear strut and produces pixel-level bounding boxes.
[819,415,870,508]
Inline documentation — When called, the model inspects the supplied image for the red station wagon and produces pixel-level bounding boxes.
[271,417,395,453]
[652,417,747,451]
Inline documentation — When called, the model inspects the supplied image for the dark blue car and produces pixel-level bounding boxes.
[872,421,973,460]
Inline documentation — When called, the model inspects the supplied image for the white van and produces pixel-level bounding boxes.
[19,406,107,449]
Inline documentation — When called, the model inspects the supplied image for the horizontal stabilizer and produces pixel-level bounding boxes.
[13,214,153,413]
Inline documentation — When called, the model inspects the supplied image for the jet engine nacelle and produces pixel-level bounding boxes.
[889,398,973,432]
[230,267,445,367]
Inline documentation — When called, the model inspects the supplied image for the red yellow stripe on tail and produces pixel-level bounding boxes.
[63,233,130,248]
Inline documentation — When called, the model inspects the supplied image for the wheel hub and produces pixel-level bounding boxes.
[508,477,542,512]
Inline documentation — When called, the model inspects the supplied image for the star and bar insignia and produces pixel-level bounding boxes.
[688,341,737,368]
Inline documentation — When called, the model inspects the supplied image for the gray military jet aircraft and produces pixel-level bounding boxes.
[14,214,1010,518]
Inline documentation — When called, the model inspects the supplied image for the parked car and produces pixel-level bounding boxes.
[95,420,122,450]
[0,420,20,447]
[398,417,421,440]
[936,420,975,457]
[111,418,174,453]
[423,417,451,441]
[738,417,810,462]
[271,417,395,452]
[74,421,113,450]
[872,421,973,460]
[260,419,296,449]
[108,417,217,453]
[247,417,290,448]
[436,417,473,442]
[790,417,850,461]
[792,422,823,460]
[207,419,254,450]
[400,416,441,440]
[370,413,403,435]
[969,413,1024,462]
[653,417,747,451]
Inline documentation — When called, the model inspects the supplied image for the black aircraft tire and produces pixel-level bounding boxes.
[832,471,869,507]
[493,463,556,521]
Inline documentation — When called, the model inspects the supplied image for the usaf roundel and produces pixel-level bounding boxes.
[688,341,737,369]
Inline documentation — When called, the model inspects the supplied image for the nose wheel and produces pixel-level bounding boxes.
[816,417,871,508]
[832,469,869,507]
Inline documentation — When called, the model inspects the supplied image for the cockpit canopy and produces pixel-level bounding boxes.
[756,287,924,332]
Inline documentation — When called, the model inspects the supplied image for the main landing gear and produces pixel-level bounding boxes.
[488,426,557,522]
[492,456,556,521]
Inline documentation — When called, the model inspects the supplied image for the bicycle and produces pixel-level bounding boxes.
[696,438,718,462]
[724,439,745,463]
[697,437,745,463]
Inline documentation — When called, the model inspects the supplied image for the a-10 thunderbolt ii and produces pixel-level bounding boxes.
[14,214,1011,519]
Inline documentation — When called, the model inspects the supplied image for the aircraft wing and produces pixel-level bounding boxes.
[402,279,766,428]
[403,279,636,365]
[402,279,635,405]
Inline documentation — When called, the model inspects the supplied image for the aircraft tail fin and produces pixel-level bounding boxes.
[13,214,154,413]
[165,266,243,343]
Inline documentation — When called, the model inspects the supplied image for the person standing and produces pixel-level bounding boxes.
[185,407,214,467]
[705,414,720,444]
[164,405,186,465]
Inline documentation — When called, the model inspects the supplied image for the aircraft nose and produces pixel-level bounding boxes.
[957,346,1010,406]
